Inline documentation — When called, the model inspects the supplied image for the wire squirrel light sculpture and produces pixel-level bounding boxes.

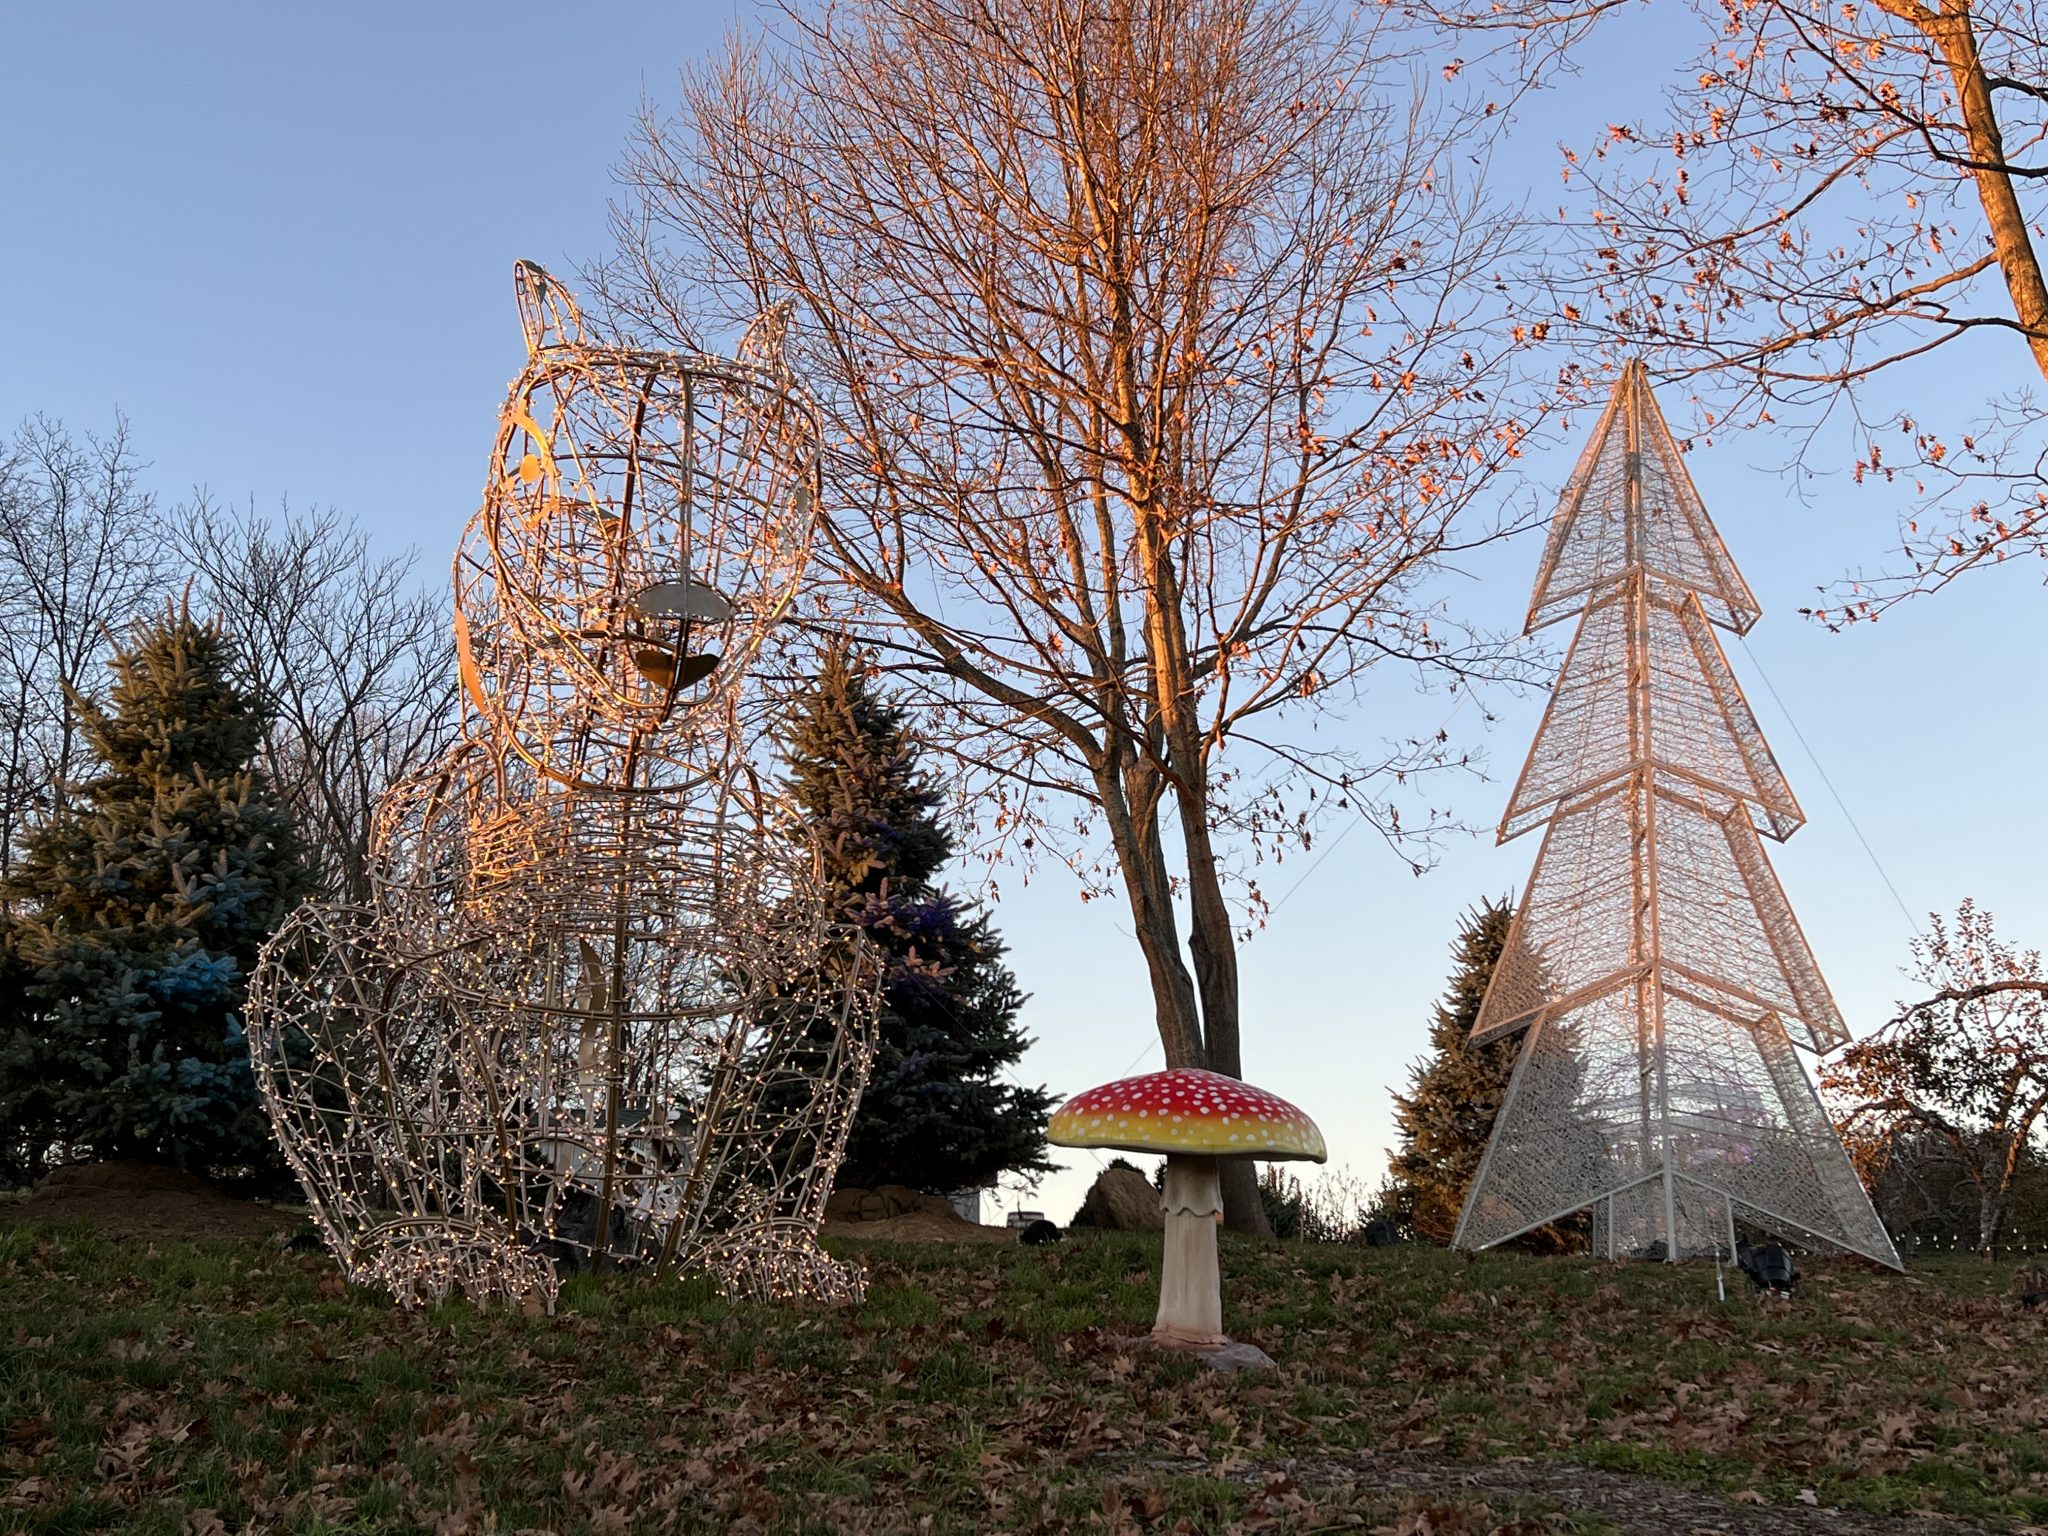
[246,264,880,1312]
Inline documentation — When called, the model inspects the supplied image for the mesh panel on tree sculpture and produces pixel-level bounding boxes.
[1650,599,1801,836]
[1654,795,1815,1025]
[1526,364,1759,633]
[1720,817,1846,1053]
[1474,786,1638,1044]
[1454,359,1897,1268]
[247,262,880,1310]
[1458,984,1887,1257]
[1453,997,1628,1244]
[1504,588,1800,842]
[1591,1176,1739,1263]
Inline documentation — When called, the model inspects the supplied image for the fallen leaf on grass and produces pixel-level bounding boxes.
[6,1418,50,1452]
[1384,1498,1492,1535]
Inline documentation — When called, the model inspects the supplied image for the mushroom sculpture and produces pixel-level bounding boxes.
[1049,1068,1325,1349]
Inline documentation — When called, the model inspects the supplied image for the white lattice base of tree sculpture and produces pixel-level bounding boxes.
[1454,979,1893,1260]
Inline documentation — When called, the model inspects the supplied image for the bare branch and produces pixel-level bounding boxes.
[1446,0,2048,615]
[599,0,1553,1231]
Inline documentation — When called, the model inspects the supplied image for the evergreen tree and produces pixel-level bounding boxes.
[1386,898,1519,1244]
[784,646,1052,1193]
[0,604,309,1176]
[0,934,35,1186]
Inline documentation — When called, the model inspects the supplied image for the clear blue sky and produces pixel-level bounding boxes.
[6,3,2045,1228]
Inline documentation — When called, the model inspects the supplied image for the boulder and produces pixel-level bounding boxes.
[874,1184,922,1218]
[824,1187,889,1223]
[827,1185,969,1225]
[1074,1167,1163,1232]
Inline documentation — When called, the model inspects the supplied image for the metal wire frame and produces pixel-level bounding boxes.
[245,796,880,1310]
[1453,361,1900,1269]
[453,261,821,795]
[243,903,562,1310]
[1524,360,1760,635]
[366,728,780,959]
[247,264,879,1310]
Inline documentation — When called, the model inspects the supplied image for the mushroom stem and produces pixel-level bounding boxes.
[1153,1154,1226,1347]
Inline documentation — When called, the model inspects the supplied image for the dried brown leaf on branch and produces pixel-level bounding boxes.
[1440,0,2048,618]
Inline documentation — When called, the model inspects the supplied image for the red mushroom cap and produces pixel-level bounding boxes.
[1047,1068,1326,1161]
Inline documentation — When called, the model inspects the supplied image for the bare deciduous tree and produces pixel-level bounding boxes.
[0,413,452,910]
[0,417,167,897]
[1448,0,2048,618]
[605,0,1538,1227]
[1822,901,2048,1254]
[174,497,454,902]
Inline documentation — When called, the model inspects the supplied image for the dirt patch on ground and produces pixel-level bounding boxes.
[1160,1449,2003,1536]
[823,1209,1018,1243]
[0,1161,306,1243]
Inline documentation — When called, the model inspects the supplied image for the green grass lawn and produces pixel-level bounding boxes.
[2,1221,2044,1534]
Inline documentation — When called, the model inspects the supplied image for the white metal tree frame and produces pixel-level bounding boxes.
[1452,361,1900,1268]
[245,265,881,1311]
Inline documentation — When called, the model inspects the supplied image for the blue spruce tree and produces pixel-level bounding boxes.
[0,604,309,1178]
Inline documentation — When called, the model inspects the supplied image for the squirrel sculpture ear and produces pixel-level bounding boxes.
[514,260,586,356]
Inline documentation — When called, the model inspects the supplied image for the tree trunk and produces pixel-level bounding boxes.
[1095,747,1273,1235]
[1170,769,1270,1235]
[1923,4,2048,381]
[1121,389,1272,1235]
[1217,1156,1270,1239]
[1095,756,1205,1070]
[1977,1187,2006,1259]
[1977,1118,2030,1257]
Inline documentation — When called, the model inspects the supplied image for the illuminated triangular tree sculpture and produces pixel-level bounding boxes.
[1453,362,1900,1267]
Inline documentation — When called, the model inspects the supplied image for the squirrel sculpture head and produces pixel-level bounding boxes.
[451,263,821,793]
